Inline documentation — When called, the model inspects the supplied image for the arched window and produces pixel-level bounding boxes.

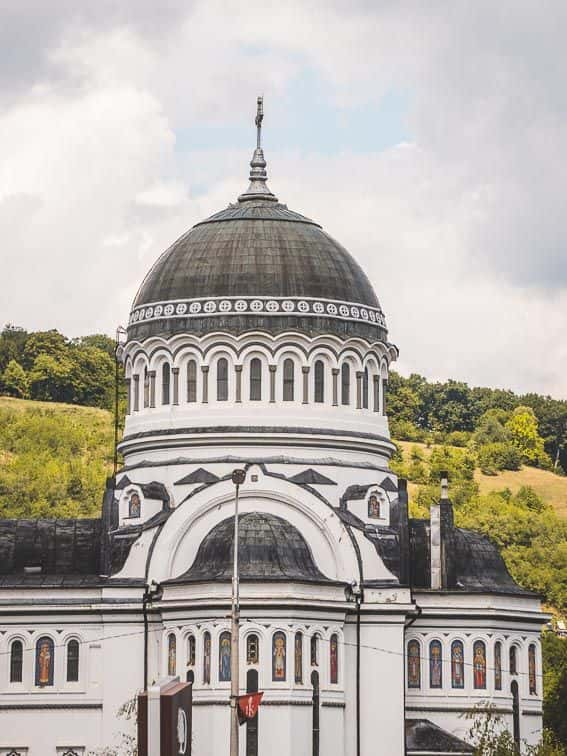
[407,640,421,689]
[219,631,231,681]
[310,634,319,667]
[451,640,464,688]
[272,631,286,681]
[528,644,537,695]
[128,492,141,518]
[294,631,303,684]
[250,359,262,401]
[450,640,464,688]
[66,639,79,682]
[473,640,487,689]
[187,635,196,667]
[247,634,259,665]
[330,634,339,684]
[283,359,294,401]
[314,361,324,403]
[203,631,211,684]
[509,645,518,676]
[143,366,150,408]
[35,636,54,687]
[341,364,350,405]
[10,640,23,683]
[362,367,369,409]
[162,363,170,405]
[167,633,176,676]
[429,640,442,688]
[217,358,228,401]
[187,360,197,402]
[494,641,502,690]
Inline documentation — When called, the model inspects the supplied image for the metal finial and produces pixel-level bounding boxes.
[238,95,277,203]
[255,96,263,149]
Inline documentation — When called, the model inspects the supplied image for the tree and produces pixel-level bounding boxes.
[0,324,28,373]
[22,330,68,370]
[506,406,551,468]
[543,632,567,748]
[1,359,29,398]
[28,353,75,403]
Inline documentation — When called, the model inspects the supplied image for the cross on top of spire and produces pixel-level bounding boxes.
[238,95,277,203]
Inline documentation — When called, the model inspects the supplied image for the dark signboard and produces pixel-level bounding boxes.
[138,680,192,756]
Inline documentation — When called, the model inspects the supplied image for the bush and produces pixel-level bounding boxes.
[477,442,522,474]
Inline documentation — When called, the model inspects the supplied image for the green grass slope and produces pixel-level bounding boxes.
[0,396,114,519]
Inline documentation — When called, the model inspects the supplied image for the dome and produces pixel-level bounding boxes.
[167,512,329,584]
[127,102,387,343]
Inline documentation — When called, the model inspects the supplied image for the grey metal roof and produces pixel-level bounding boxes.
[406,719,474,754]
[409,519,532,595]
[167,511,330,584]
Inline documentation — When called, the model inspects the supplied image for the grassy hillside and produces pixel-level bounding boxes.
[397,440,567,518]
[0,396,113,519]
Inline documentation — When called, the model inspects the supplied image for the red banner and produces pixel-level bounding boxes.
[237,692,264,725]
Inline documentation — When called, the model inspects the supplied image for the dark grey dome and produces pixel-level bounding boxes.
[127,121,388,343]
[168,512,329,584]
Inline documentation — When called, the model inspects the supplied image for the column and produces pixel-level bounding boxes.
[235,365,242,403]
[149,371,156,408]
[302,366,310,404]
[356,371,363,409]
[331,369,339,407]
[201,365,209,403]
[269,365,277,403]
[172,368,180,405]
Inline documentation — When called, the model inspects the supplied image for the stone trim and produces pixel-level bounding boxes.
[129,295,386,329]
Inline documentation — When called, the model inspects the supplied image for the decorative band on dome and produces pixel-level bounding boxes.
[128,295,386,329]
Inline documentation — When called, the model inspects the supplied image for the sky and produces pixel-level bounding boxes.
[1,1,566,398]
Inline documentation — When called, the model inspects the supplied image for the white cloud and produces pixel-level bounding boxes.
[0,0,566,399]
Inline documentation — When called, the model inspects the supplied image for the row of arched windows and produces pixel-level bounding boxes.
[407,639,538,694]
[8,637,79,687]
[167,630,339,686]
[127,358,387,413]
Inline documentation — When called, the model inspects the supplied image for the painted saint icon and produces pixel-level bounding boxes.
[429,640,442,688]
[407,640,420,689]
[473,641,486,689]
[330,634,339,684]
[509,645,517,676]
[494,641,502,691]
[203,632,211,684]
[368,494,381,519]
[310,634,319,667]
[219,631,231,682]
[168,633,176,676]
[294,632,303,684]
[451,640,464,689]
[272,632,286,681]
[129,492,141,518]
[528,644,537,695]
[35,636,54,687]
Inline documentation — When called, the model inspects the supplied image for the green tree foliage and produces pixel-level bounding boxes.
[506,406,552,468]
[543,632,567,747]
[1,359,29,399]
[0,325,121,411]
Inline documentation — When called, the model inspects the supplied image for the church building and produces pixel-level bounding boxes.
[0,101,545,756]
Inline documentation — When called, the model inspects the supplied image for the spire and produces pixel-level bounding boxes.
[238,96,278,203]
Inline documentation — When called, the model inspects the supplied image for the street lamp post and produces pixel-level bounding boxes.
[230,468,246,756]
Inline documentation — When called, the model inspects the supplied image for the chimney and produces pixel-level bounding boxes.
[430,472,454,589]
